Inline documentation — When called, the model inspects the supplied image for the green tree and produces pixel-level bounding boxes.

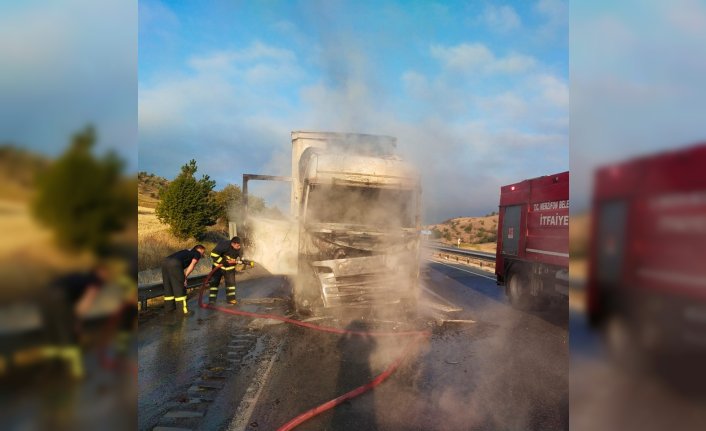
[214,183,243,224]
[32,126,133,253]
[213,183,268,226]
[156,159,218,239]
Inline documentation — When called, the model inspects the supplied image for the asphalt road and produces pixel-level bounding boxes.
[138,260,569,431]
[569,309,706,431]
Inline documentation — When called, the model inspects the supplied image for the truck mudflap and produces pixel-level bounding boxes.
[311,254,416,308]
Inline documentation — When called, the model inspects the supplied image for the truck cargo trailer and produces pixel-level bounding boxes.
[496,172,570,309]
[243,131,422,315]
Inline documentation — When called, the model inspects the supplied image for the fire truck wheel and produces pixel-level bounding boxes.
[507,273,534,310]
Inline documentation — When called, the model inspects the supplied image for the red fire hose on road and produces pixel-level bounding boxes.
[198,267,430,431]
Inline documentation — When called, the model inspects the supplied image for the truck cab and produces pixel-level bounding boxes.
[496,172,570,309]
[244,131,422,315]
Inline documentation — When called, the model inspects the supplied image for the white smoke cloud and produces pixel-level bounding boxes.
[139,4,567,223]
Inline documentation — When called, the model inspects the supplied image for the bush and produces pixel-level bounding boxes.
[213,183,267,226]
[481,232,498,243]
[156,160,219,240]
[32,126,133,254]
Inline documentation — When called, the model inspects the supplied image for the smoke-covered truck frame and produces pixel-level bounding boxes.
[243,131,422,315]
[495,171,570,309]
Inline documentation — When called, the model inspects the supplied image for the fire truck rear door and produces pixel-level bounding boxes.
[596,200,627,285]
[502,205,522,256]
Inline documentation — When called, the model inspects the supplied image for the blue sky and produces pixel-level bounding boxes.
[570,0,706,211]
[3,1,703,221]
[0,0,137,166]
[139,0,569,223]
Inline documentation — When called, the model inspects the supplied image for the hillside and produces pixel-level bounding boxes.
[426,214,499,252]
[0,145,50,201]
[569,212,590,280]
[138,171,169,208]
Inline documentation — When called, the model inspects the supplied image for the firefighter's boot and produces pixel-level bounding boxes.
[164,296,176,312]
[175,296,189,315]
[208,286,219,304]
[226,286,237,305]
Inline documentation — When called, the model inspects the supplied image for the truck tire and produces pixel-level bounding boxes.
[294,267,324,317]
[507,272,534,311]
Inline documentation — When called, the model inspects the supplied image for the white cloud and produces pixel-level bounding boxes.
[187,42,297,74]
[534,0,568,41]
[536,74,568,109]
[665,0,706,38]
[481,5,521,33]
[430,43,536,75]
[478,92,528,120]
[535,0,568,24]
[139,41,305,185]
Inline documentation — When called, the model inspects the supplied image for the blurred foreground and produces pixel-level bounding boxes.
[570,143,706,430]
[0,135,137,430]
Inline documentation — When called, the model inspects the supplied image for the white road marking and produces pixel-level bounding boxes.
[426,258,497,281]
[227,337,284,431]
[420,284,455,305]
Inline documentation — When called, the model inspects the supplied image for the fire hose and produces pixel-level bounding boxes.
[198,266,430,431]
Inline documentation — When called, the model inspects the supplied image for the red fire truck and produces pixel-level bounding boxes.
[587,144,706,360]
[496,172,570,309]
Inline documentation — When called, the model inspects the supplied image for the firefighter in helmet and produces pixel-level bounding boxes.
[209,236,243,304]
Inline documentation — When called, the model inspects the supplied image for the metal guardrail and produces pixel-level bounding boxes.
[138,273,209,310]
[139,244,495,309]
[425,243,496,261]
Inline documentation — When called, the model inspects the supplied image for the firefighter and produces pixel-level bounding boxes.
[162,245,206,315]
[13,265,109,379]
[209,236,243,305]
[112,258,138,362]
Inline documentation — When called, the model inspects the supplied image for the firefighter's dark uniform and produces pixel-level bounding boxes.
[115,272,137,357]
[209,239,242,304]
[161,249,202,314]
[26,271,104,378]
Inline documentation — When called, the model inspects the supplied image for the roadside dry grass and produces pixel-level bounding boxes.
[0,199,96,301]
[138,206,220,271]
[426,214,499,244]
[425,214,498,254]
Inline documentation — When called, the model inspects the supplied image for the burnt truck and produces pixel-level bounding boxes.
[587,144,706,363]
[243,131,422,314]
[495,172,570,309]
